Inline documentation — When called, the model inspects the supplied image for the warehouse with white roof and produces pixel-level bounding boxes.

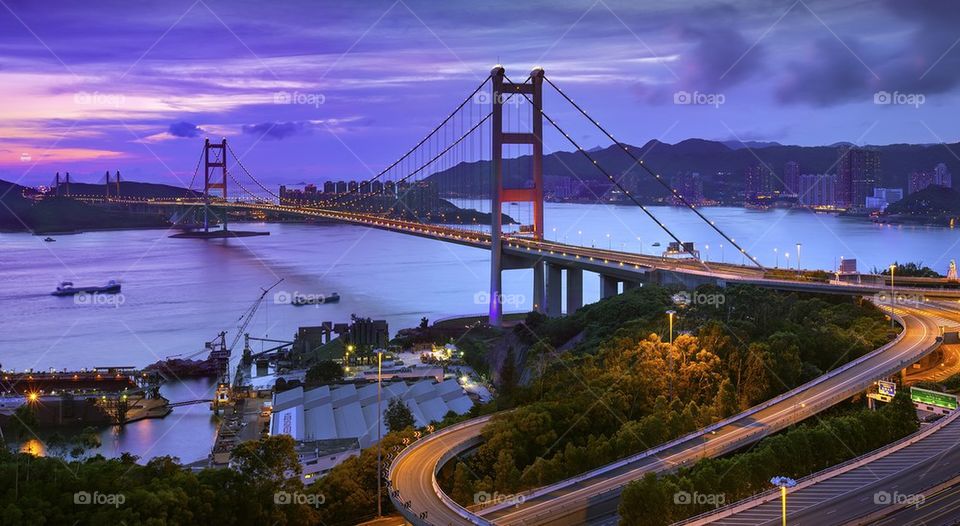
[270,378,474,448]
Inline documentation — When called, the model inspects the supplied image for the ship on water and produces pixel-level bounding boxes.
[51,279,121,296]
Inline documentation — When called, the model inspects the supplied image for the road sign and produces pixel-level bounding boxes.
[878,380,896,397]
[910,387,959,410]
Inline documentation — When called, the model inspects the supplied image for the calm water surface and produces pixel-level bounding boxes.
[1,203,957,461]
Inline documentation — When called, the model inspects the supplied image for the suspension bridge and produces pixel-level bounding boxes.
[57,66,960,328]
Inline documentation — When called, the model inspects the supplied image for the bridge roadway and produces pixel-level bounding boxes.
[387,305,943,526]
[84,197,960,299]
[678,384,960,525]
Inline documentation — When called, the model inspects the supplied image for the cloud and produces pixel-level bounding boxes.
[168,121,204,138]
[241,121,312,140]
[632,24,764,104]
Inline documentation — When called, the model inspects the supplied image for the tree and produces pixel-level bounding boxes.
[305,360,343,385]
[385,397,415,432]
[230,434,301,485]
[714,378,739,417]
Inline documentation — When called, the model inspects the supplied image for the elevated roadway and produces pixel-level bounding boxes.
[388,305,944,525]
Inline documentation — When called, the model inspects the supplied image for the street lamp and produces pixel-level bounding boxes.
[770,476,797,526]
[376,349,385,518]
[552,227,557,241]
[704,244,710,262]
[578,230,583,246]
[606,233,611,249]
[637,237,643,254]
[666,310,676,345]
[795,243,802,274]
[774,247,779,268]
[889,264,896,328]
[720,243,724,263]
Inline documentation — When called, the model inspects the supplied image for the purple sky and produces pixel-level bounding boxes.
[1,0,959,188]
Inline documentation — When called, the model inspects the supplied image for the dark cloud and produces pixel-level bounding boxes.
[633,24,764,104]
[168,121,203,138]
[241,121,313,140]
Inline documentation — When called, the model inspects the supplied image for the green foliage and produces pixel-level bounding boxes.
[618,395,921,525]
[384,398,415,432]
[439,284,894,505]
[875,261,943,278]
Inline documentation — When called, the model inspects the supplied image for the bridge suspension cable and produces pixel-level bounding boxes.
[542,75,765,270]
[226,142,282,202]
[306,73,493,210]
[502,74,709,268]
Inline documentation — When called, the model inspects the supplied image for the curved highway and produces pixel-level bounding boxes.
[389,305,944,526]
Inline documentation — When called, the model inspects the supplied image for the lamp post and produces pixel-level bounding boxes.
[889,264,896,328]
[720,243,724,263]
[376,349,384,518]
[606,233,611,249]
[578,230,583,246]
[637,237,643,254]
[770,476,797,526]
[666,310,676,345]
[795,243,802,274]
[774,247,779,268]
[704,244,710,262]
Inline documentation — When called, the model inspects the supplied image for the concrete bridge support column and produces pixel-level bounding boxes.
[533,262,545,314]
[566,267,583,315]
[546,263,563,317]
[601,274,619,299]
[623,281,640,292]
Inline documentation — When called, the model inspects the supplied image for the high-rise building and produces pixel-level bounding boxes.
[348,181,359,192]
[908,169,934,194]
[670,171,704,205]
[836,146,880,208]
[934,163,953,188]
[798,174,836,207]
[784,161,800,195]
[744,163,773,199]
[323,181,336,194]
[335,180,348,194]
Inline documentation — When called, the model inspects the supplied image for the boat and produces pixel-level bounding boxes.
[43,237,55,242]
[51,280,121,296]
[292,292,340,306]
[651,242,661,247]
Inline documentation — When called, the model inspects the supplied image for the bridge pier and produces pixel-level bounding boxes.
[533,262,545,314]
[546,263,563,317]
[566,267,583,315]
[601,274,619,299]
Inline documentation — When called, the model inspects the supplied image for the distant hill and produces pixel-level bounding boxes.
[0,179,184,233]
[64,181,202,199]
[883,185,960,225]
[721,140,783,150]
[425,139,960,202]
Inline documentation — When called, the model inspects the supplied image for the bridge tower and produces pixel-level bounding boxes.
[489,66,545,327]
[204,138,228,232]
